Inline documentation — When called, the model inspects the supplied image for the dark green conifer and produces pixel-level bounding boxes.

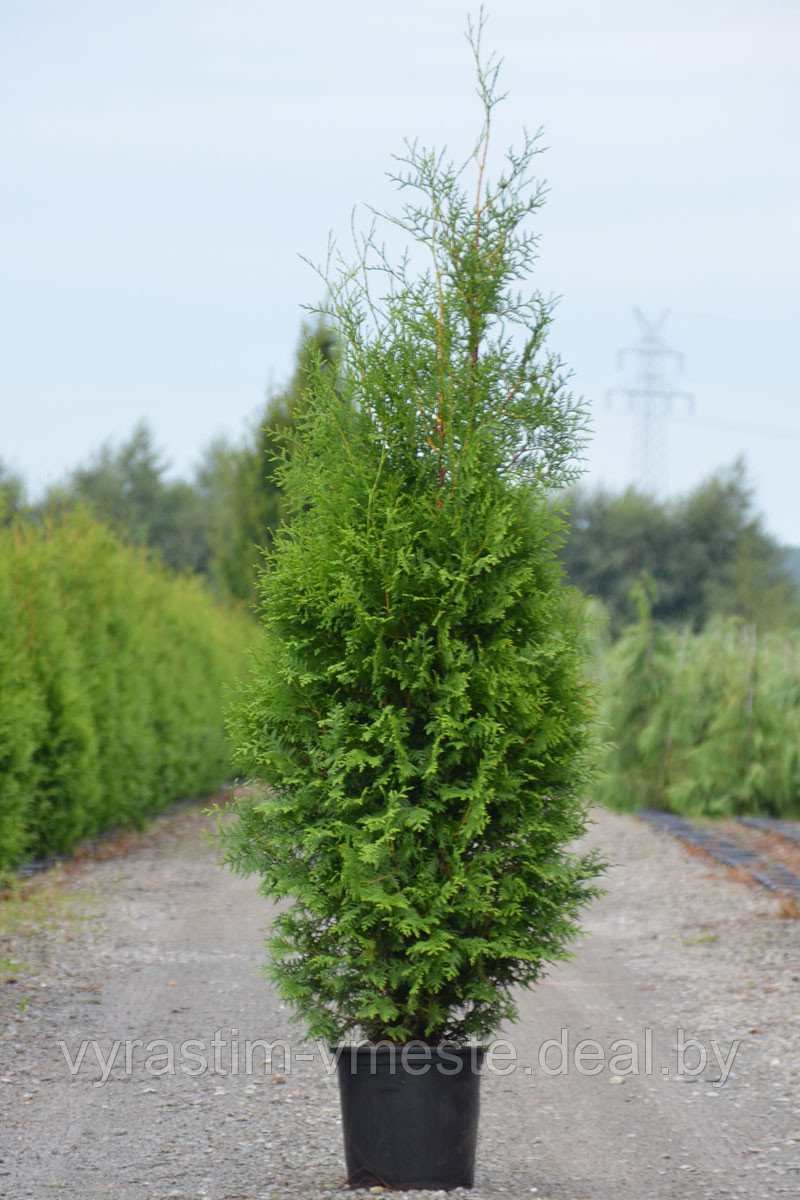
[210,320,337,603]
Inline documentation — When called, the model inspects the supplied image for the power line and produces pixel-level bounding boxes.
[607,308,694,496]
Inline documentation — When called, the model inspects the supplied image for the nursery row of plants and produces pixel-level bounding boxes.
[597,589,800,819]
[0,510,254,874]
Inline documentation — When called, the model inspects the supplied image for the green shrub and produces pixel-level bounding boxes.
[0,539,48,868]
[0,511,253,873]
[219,25,602,1046]
[600,592,800,818]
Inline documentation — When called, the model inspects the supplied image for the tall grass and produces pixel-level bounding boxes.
[0,510,254,872]
[598,600,800,818]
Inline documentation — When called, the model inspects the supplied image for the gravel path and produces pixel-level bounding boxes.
[1,804,799,1199]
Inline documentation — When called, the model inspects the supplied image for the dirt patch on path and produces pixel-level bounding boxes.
[1,805,799,1199]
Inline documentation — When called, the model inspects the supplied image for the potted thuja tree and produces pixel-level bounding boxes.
[218,18,603,1191]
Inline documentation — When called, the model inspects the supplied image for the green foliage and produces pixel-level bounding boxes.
[0,540,48,868]
[783,545,800,588]
[210,320,338,604]
[0,510,254,875]
[595,578,676,810]
[218,22,602,1046]
[42,422,223,578]
[562,461,799,632]
[600,587,800,818]
[0,461,26,526]
[5,324,338,606]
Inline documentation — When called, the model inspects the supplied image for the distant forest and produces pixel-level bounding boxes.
[3,321,798,637]
[783,546,800,588]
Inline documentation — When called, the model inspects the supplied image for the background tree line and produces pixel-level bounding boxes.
[3,320,798,634]
[1,319,336,603]
[561,462,800,632]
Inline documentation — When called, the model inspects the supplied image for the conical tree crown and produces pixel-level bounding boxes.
[221,18,602,1044]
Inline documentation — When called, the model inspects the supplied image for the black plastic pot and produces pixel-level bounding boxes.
[336,1043,483,1190]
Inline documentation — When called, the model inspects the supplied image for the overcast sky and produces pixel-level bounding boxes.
[3,1,799,539]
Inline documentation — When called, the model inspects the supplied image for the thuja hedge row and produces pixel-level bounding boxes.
[598,603,800,819]
[0,511,254,873]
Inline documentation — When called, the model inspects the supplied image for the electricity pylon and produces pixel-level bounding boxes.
[607,309,693,496]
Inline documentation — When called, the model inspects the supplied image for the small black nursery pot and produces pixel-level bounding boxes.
[336,1043,483,1190]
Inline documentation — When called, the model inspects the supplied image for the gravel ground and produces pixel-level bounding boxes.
[1,803,799,1200]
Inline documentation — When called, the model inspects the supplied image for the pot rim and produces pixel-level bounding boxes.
[332,1041,485,1057]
